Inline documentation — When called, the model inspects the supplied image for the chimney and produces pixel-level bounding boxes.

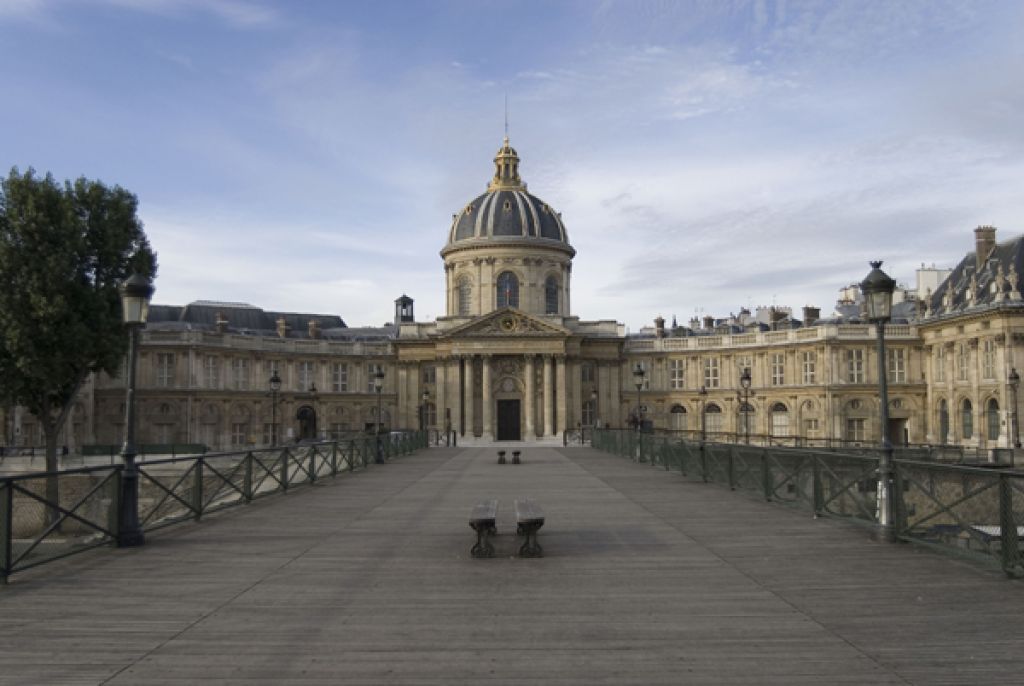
[215,311,228,334]
[703,315,714,330]
[308,319,320,339]
[654,315,665,338]
[276,316,288,339]
[975,225,997,269]
[802,306,820,325]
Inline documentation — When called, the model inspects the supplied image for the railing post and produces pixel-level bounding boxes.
[243,452,253,502]
[811,456,824,517]
[700,441,708,483]
[1,481,12,584]
[999,474,1023,577]
[330,442,338,476]
[280,449,289,492]
[761,448,772,501]
[193,457,204,521]
[309,446,317,484]
[728,446,736,490]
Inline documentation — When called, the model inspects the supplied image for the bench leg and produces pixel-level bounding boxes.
[471,524,495,559]
[518,523,543,558]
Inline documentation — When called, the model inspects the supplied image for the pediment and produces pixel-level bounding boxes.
[442,308,571,339]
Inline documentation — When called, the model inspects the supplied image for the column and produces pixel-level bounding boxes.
[436,357,447,433]
[481,355,493,440]
[556,356,567,434]
[609,361,621,427]
[525,355,536,438]
[570,358,582,429]
[543,355,554,436]
[464,355,475,437]
[397,363,409,429]
[451,357,463,436]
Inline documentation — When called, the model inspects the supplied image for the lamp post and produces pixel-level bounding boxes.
[1009,368,1020,449]
[739,368,752,444]
[117,272,154,548]
[591,389,598,428]
[861,260,897,541]
[268,371,281,446]
[374,366,385,464]
[632,363,645,432]
[420,390,430,432]
[309,383,319,439]
[699,385,708,442]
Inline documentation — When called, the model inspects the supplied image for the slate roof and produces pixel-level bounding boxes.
[927,233,1024,319]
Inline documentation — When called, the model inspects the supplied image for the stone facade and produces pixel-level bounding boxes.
[4,141,1021,453]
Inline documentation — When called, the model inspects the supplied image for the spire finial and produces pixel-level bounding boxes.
[504,93,509,140]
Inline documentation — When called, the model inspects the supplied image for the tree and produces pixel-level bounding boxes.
[0,168,157,513]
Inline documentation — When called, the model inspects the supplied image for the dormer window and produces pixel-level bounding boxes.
[503,199,512,211]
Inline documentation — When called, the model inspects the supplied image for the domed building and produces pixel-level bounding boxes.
[395,137,625,442]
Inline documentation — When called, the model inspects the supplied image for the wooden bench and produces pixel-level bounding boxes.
[512,450,521,464]
[497,450,506,464]
[515,499,545,558]
[469,499,498,558]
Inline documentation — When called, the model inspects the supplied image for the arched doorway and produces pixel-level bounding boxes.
[296,405,317,441]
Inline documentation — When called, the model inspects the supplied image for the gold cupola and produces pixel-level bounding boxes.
[487,136,526,192]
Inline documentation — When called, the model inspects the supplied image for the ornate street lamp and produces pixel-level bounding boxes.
[1009,368,1020,449]
[632,363,646,433]
[268,371,281,445]
[739,367,752,444]
[117,272,154,548]
[861,260,897,540]
[374,366,385,464]
[309,383,319,439]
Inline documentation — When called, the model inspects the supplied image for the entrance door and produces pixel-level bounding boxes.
[297,406,317,441]
[496,399,521,441]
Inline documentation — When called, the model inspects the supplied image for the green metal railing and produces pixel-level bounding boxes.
[593,428,1024,578]
[0,431,427,583]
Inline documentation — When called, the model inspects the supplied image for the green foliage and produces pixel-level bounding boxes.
[0,167,157,431]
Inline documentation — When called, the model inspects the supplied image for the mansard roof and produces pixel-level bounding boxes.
[928,232,1024,320]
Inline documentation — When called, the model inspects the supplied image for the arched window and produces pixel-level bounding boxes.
[770,402,789,437]
[938,399,949,444]
[544,275,559,314]
[738,402,755,438]
[457,276,472,316]
[962,399,973,439]
[670,404,687,431]
[986,398,1000,441]
[704,403,722,435]
[496,272,519,308]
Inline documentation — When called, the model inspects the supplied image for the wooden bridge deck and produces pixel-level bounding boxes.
[2,446,1022,685]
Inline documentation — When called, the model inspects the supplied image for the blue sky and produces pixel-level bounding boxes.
[2,0,1023,330]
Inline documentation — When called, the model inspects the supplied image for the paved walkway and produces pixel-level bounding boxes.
[2,446,1023,685]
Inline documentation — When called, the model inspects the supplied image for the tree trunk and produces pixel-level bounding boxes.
[40,409,60,528]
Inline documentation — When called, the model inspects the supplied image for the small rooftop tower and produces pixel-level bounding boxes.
[395,294,414,326]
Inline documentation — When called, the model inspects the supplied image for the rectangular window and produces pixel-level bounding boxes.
[262,422,278,446]
[703,357,719,389]
[983,339,996,380]
[888,348,906,383]
[332,362,348,392]
[581,363,595,384]
[231,422,248,447]
[846,418,866,442]
[329,422,346,439]
[231,358,250,390]
[804,418,820,433]
[422,365,436,384]
[846,349,864,383]
[935,346,946,382]
[156,353,175,388]
[204,356,219,389]
[802,351,816,384]
[367,364,382,393]
[299,361,316,391]
[957,343,969,381]
[771,353,785,386]
[669,359,685,390]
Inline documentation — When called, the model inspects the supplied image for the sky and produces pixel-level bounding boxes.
[2,0,1023,331]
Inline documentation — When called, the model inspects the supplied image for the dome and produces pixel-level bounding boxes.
[442,137,574,257]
